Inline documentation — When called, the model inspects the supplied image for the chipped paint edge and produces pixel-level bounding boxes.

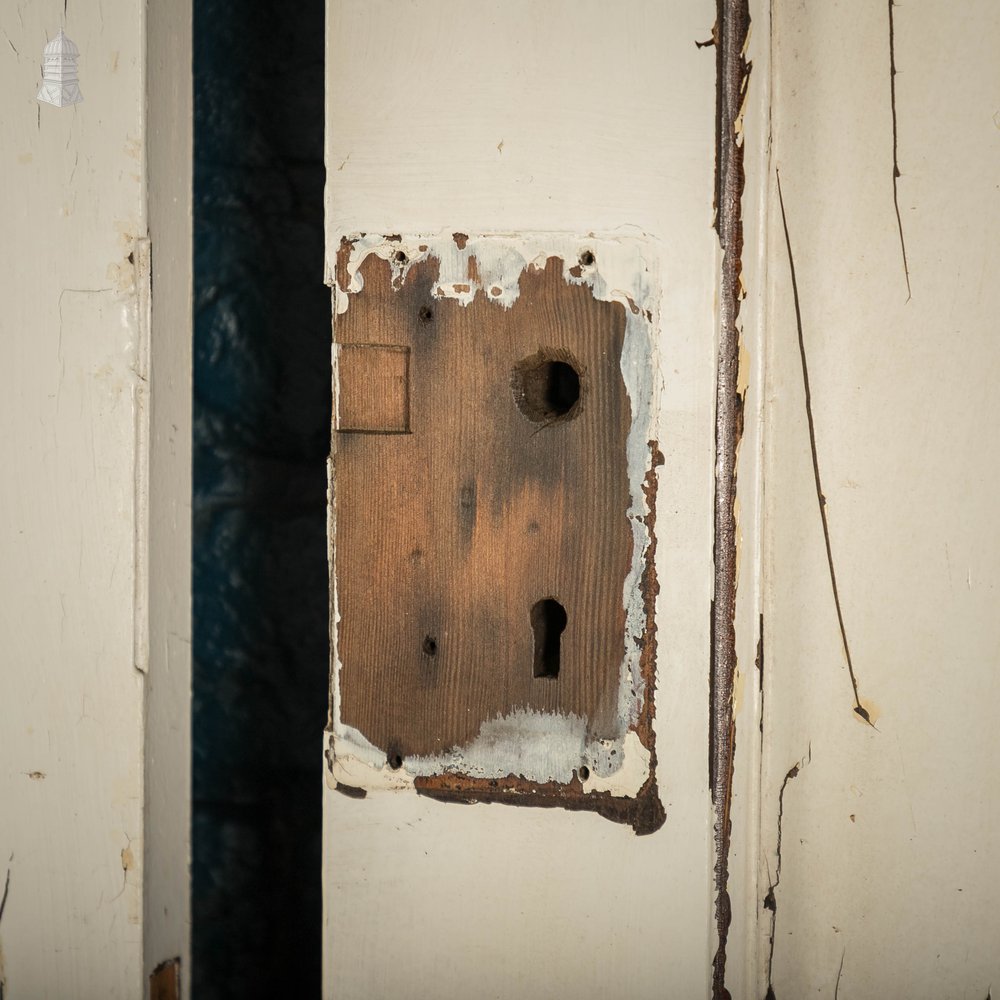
[325,232,664,819]
[711,0,753,993]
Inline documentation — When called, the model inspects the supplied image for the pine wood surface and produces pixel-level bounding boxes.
[334,252,632,758]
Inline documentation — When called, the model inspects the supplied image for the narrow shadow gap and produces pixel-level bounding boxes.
[192,2,330,997]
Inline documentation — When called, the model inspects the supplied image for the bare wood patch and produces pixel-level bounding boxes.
[335,253,632,755]
[330,238,662,830]
[150,958,181,1000]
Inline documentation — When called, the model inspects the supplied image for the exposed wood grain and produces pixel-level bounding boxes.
[336,343,410,433]
[334,253,632,757]
[149,958,181,1000]
[414,439,665,835]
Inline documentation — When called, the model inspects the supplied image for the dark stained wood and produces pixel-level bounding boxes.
[334,252,634,758]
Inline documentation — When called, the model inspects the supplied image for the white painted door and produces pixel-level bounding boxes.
[0,2,191,997]
[324,4,721,999]
[757,2,1000,997]
[323,3,1000,999]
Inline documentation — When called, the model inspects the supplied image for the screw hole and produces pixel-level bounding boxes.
[394,250,408,264]
[512,352,581,424]
[387,751,403,770]
[579,765,590,781]
[579,250,595,267]
[422,635,437,656]
[418,305,433,323]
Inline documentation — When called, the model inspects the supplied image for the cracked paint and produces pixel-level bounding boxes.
[0,860,10,999]
[776,172,875,729]
[888,0,911,301]
[763,746,811,1000]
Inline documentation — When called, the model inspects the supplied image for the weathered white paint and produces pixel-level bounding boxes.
[327,4,1000,997]
[329,232,659,796]
[0,1,191,996]
[325,2,719,997]
[759,2,1000,997]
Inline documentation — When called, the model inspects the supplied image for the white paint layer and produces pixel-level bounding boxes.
[760,2,1000,997]
[0,2,147,995]
[0,2,191,996]
[325,3,719,998]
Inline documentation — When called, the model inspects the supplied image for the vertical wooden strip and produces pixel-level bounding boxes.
[711,0,751,997]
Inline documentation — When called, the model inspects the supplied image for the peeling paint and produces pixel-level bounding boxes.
[327,233,663,827]
[328,712,651,798]
[710,0,752,993]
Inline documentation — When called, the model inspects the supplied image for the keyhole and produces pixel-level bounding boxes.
[531,598,566,678]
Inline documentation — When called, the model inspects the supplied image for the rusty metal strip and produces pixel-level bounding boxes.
[710,0,751,996]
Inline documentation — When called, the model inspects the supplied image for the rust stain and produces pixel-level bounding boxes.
[709,0,751,994]
[452,232,469,250]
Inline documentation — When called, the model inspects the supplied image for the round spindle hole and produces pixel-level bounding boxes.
[512,351,581,424]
